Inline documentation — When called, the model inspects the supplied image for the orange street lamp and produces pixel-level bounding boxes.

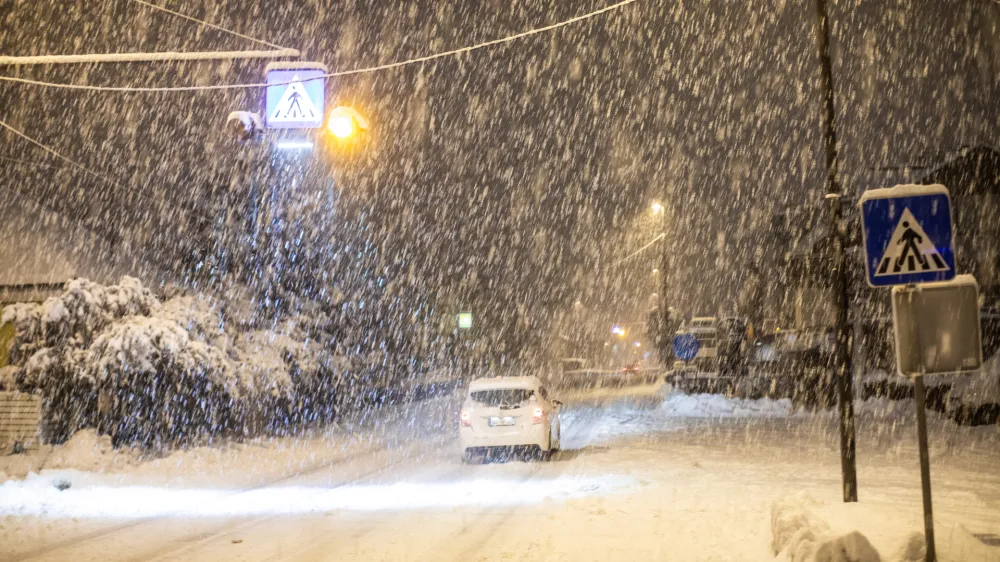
[326,106,369,139]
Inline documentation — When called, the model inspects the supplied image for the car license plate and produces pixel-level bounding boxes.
[488,416,515,427]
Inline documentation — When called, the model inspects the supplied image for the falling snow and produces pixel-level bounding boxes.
[2,1,1000,560]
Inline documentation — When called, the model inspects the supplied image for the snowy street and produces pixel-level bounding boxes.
[4,1,1000,561]
[2,385,999,562]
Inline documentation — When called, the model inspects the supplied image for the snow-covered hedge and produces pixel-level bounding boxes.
[2,277,342,447]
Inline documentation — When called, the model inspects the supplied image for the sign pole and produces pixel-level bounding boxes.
[913,373,937,562]
[861,182,976,562]
[813,0,857,503]
[905,284,936,562]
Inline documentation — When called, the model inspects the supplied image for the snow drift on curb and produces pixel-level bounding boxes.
[770,495,883,562]
[661,392,794,417]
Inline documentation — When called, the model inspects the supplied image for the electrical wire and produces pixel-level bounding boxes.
[0,0,638,92]
[612,232,664,265]
[126,0,291,51]
[0,119,126,191]
[0,120,211,232]
[0,1,296,65]
[0,156,68,171]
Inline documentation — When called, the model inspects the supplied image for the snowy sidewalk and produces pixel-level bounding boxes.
[0,390,464,488]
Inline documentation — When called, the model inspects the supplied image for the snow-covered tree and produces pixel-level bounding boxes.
[3,277,345,447]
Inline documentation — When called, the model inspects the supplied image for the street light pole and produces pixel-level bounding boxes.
[814,0,858,502]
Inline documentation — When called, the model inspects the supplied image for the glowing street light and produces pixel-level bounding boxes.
[651,201,664,215]
[326,106,370,139]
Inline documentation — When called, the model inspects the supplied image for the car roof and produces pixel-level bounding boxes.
[468,376,541,392]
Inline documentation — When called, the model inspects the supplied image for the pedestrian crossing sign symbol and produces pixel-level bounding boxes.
[859,184,955,287]
[269,78,320,123]
[264,65,326,129]
[874,209,949,276]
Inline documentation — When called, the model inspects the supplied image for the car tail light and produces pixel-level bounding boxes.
[460,410,471,427]
[532,407,544,424]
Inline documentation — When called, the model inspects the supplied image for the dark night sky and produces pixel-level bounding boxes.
[1,0,998,336]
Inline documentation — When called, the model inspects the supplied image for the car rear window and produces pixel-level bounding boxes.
[470,389,533,406]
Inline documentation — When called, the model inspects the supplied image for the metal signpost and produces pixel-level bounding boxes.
[859,184,983,562]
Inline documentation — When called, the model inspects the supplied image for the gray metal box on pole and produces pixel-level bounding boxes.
[891,275,983,376]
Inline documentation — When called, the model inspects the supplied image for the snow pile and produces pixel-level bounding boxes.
[0,429,140,479]
[37,429,135,473]
[0,366,16,391]
[770,495,882,562]
[661,392,794,417]
[945,354,1000,410]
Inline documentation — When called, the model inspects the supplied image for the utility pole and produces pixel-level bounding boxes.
[813,0,858,502]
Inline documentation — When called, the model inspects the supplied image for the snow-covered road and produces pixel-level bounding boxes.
[2,385,999,561]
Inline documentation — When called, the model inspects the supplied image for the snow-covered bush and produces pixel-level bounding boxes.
[4,277,345,447]
[2,277,158,368]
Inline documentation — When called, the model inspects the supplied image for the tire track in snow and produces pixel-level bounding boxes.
[443,402,608,561]
[251,453,479,562]
[145,443,461,562]
[7,436,450,562]
[134,438,453,562]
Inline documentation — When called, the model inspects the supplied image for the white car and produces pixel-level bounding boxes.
[459,376,561,462]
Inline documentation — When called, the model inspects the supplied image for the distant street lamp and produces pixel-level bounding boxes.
[326,106,370,139]
[651,201,664,215]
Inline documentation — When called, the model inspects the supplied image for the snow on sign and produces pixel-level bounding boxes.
[265,63,327,129]
[859,184,955,287]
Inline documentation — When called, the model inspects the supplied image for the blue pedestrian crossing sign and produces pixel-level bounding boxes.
[672,333,700,362]
[265,63,327,129]
[859,184,955,287]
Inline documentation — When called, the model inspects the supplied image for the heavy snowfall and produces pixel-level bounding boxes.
[1,1,1000,561]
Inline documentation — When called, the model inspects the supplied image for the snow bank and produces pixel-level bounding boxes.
[0,366,16,391]
[38,429,136,473]
[946,354,1000,409]
[770,495,882,562]
[661,392,795,417]
[0,429,139,479]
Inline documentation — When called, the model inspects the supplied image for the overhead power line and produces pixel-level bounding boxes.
[0,156,68,171]
[0,0,638,91]
[0,119,210,232]
[612,232,664,265]
[126,0,291,51]
[0,118,126,191]
[0,0,297,66]
[0,49,300,65]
